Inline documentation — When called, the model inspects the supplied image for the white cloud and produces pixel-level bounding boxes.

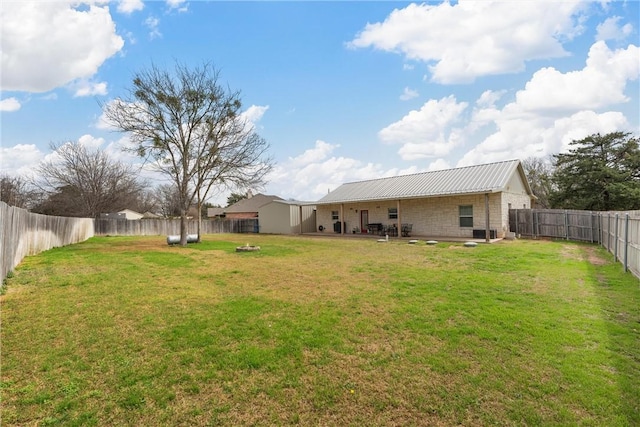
[348,0,587,83]
[117,0,144,14]
[286,140,334,167]
[0,97,21,112]
[596,16,633,41]
[265,140,386,201]
[40,93,58,101]
[77,134,106,150]
[380,38,639,168]
[1,1,124,93]
[145,16,162,40]
[399,87,419,101]
[0,144,44,176]
[95,99,128,130]
[378,96,468,160]
[458,110,628,167]
[166,0,188,13]
[241,105,269,126]
[540,110,629,154]
[73,80,108,97]
[426,158,451,172]
[515,41,639,112]
[476,90,506,108]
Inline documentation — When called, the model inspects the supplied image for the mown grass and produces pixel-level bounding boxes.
[1,235,638,426]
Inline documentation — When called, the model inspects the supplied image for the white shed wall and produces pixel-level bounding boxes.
[258,202,316,234]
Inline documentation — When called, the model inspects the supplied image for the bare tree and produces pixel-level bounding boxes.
[0,174,38,209]
[154,183,182,218]
[102,62,273,245]
[129,188,161,216]
[34,141,146,218]
[522,156,554,209]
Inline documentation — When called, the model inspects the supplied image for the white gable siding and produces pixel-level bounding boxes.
[505,171,527,194]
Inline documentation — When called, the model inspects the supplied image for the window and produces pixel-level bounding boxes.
[331,210,339,220]
[388,207,398,220]
[459,205,473,227]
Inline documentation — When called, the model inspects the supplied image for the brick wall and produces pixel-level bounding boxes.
[316,192,529,238]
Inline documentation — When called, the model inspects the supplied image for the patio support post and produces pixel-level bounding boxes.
[484,193,490,243]
[397,200,401,236]
[340,204,344,235]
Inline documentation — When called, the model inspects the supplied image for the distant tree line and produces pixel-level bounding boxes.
[522,131,640,211]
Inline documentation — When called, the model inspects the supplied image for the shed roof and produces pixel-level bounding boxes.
[224,193,284,213]
[316,159,532,204]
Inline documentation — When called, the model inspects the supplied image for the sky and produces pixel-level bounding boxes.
[1,0,639,207]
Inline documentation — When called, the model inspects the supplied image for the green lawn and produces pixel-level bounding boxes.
[1,235,638,426]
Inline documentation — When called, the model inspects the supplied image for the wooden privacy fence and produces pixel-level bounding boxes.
[509,209,600,242]
[601,212,640,280]
[0,201,95,283]
[94,218,259,236]
[510,209,640,280]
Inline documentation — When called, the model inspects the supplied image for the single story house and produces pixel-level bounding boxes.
[206,207,225,218]
[100,209,144,220]
[257,200,317,234]
[314,159,534,240]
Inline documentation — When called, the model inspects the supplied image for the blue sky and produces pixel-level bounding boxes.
[1,0,639,206]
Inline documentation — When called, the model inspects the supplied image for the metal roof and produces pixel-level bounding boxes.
[224,194,284,213]
[316,159,530,204]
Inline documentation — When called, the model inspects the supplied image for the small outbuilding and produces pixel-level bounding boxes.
[220,193,284,219]
[257,200,317,234]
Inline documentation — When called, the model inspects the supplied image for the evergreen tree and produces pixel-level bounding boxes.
[550,132,640,211]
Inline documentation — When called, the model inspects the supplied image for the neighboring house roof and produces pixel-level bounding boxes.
[268,199,315,206]
[207,207,225,217]
[224,194,284,213]
[316,160,533,204]
[142,211,162,219]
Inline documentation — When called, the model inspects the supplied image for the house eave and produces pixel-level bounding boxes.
[314,189,503,205]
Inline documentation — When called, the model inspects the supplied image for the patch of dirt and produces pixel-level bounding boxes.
[584,246,607,266]
[560,244,608,266]
[559,244,583,261]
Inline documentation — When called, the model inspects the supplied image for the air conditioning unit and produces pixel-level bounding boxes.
[473,229,497,239]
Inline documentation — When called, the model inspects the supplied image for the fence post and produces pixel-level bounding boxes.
[607,214,611,251]
[515,209,519,236]
[623,214,629,272]
[614,214,619,262]
[564,210,569,240]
